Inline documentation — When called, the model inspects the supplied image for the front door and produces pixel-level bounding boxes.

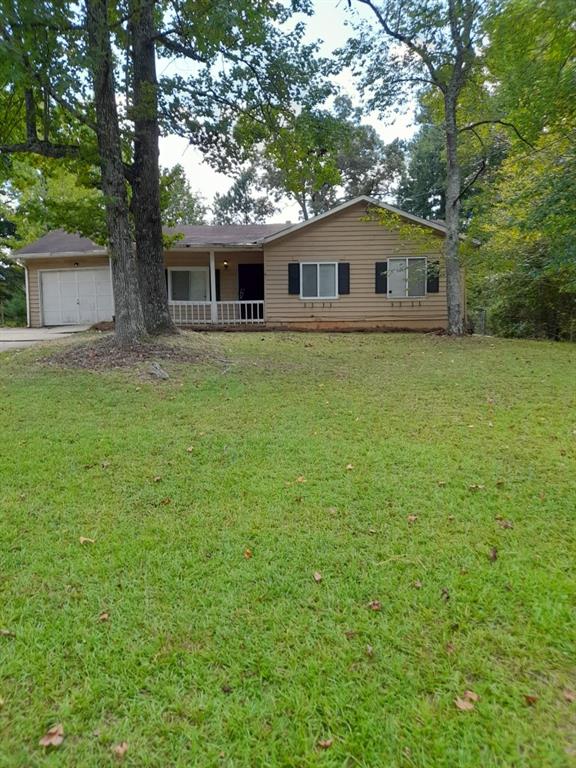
[238,263,264,319]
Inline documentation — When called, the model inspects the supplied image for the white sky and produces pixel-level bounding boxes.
[158,0,416,223]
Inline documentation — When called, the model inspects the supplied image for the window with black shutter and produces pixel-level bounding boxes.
[288,263,300,295]
[426,261,440,293]
[375,261,388,294]
[338,263,350,295]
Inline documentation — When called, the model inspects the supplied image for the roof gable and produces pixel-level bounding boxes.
[261,196,447,244]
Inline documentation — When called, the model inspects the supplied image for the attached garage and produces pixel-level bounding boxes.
[40,268,113,326]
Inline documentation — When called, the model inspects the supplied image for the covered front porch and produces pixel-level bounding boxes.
[165,249,265,326]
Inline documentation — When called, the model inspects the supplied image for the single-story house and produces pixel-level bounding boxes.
[15,196,463,331]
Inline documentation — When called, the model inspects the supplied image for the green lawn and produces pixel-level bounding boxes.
[1,332,575,767]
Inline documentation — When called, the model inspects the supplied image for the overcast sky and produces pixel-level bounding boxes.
[158,0,416,223]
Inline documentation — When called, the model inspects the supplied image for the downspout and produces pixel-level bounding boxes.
[24,264,31,327]
[108,255,115,321]
[209,250,217,324]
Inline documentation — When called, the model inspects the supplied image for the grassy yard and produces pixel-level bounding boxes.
[1,332,575,767]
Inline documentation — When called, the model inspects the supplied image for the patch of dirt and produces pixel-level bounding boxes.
[44,334,220,371]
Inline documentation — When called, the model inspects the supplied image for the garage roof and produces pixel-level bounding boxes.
[15,223,290,256]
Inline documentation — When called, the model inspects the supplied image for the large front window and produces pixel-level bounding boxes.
[387,257,427,298]
[301,262,338,299]
[168,268,210,302]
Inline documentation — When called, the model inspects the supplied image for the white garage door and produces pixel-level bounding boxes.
[41,268,114,326]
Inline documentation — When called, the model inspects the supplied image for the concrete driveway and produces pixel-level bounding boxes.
[0,325,90,351]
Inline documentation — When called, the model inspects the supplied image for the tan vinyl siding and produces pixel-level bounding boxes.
[26,256,110,327]
[264,202,449,330]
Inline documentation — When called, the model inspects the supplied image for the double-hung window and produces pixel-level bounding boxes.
[300,262,338,300]
[387,257,427,298]
[168,268,210,302]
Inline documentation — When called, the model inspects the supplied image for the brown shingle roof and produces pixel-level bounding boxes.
[164,223,288,245]
[16,229,106,255]
[15,223,291,255]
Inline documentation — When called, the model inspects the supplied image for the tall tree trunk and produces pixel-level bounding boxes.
[129,0,176,335]
[444,92,464,336]
[85,0,146,346]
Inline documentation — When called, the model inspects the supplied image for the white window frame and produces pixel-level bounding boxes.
[167,266,210,303]
[387,257,428,299]
[299,262,339,300]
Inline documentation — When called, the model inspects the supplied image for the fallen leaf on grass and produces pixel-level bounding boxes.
[446,642,455,654]
[79,536,95,545]
[160,497,172,506]
[468,484,485,491]
[464,690,479,702]
[441,588,450,601]
[454,690,479,711]
[368,600,382,611]
[496,518,514,529]
[524,694,538,706]
[365,644,374,657]
[437,480,446,487]
[344,630,357,639]
[186,446,194,453]
[407,514,418,524]
[413,580,423,589]
[243,548,253,559]
[563,689,576,703]
[317,738,333,749]
[39,723,64,748]
[153,476,162,483]
[345,463,354,471]
[313,571,322,583]
[0,629,15,638]
[112,741,128,758]
[296,475,306,483]
[488,547,498,562]
[98,611,110,622]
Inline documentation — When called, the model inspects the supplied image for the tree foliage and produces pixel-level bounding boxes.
[212,166,277,225]
[160,164,207,226]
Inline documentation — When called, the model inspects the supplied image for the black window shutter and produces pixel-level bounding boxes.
[288,263,300,295]
[427,261,440,293]
[375,261,388,294]
[338,263,350,295]
[215,269,221,301]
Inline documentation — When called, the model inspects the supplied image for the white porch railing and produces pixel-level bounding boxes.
[169,300,265,326]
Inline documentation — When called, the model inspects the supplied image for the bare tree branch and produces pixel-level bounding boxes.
[458,119,535,148]
[353,0,445,92]
[0,140,80,158]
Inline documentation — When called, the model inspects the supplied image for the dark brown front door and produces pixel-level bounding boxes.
[238,263,264,319]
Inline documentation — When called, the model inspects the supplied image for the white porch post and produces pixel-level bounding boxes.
[209,250,217,323]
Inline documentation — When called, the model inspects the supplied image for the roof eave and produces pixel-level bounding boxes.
[17,249,108,259]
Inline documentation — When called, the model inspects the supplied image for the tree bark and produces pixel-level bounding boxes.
[443,91,464,336]
[129,0,176,335]
[85,0,146,346]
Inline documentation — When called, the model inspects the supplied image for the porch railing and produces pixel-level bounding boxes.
[169,300,265,326]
